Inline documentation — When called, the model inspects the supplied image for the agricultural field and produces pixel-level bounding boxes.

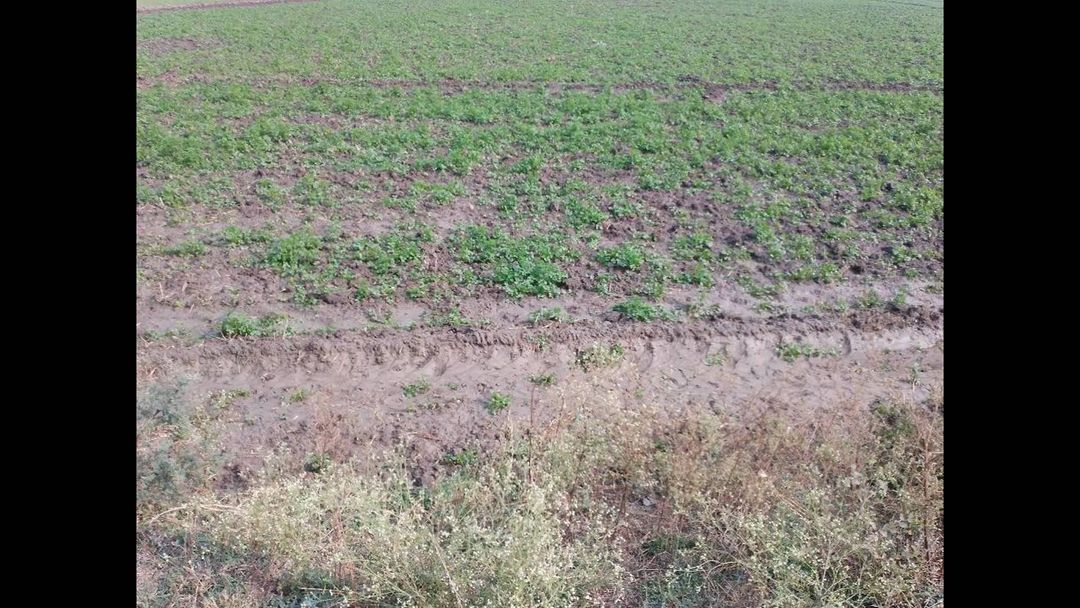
[137,0,303,11]
[136,1,943,606]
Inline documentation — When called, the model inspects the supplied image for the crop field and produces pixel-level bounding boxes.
[136,1,943,606]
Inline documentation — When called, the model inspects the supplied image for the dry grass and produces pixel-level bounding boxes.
[137,387,943,607]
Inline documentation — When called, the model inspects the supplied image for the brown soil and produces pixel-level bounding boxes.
[138,302,942,486]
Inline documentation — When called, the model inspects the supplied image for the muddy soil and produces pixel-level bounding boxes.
[138,303,943,486]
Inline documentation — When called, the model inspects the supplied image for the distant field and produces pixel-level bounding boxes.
[137,1,943,606]
[136,0,305,9]
[137,0,233,7]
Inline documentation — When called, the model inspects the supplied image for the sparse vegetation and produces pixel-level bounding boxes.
[486,392,511,413]
[529,372,556,386]
[706,350,728,367]
[402,379,431,398]
[136,381,220,511]
[303,452,331,474]
[855,289,885,309]
[163,239,206,257]
[139,391,943,608]
[613,297,672,322]
[441,448,478,466]
[219,312,289,338]
[777,341,839,362]
[529,307,570,325]
[427,308,475,328]
[576,343,625,372]
[209,388,249,410]
[453,225,574,298]
[597,243,647,271]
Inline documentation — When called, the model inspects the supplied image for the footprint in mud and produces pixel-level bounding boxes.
[636,343,655,372]
[432,353,450,377]
[415,349,453,377]
[672,368,690,387]
[417,350,437,369]
[696,339,712,355]
[484,347,508,369]
[725,338,757,373]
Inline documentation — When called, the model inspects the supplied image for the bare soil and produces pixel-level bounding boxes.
[138,300,942,486]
